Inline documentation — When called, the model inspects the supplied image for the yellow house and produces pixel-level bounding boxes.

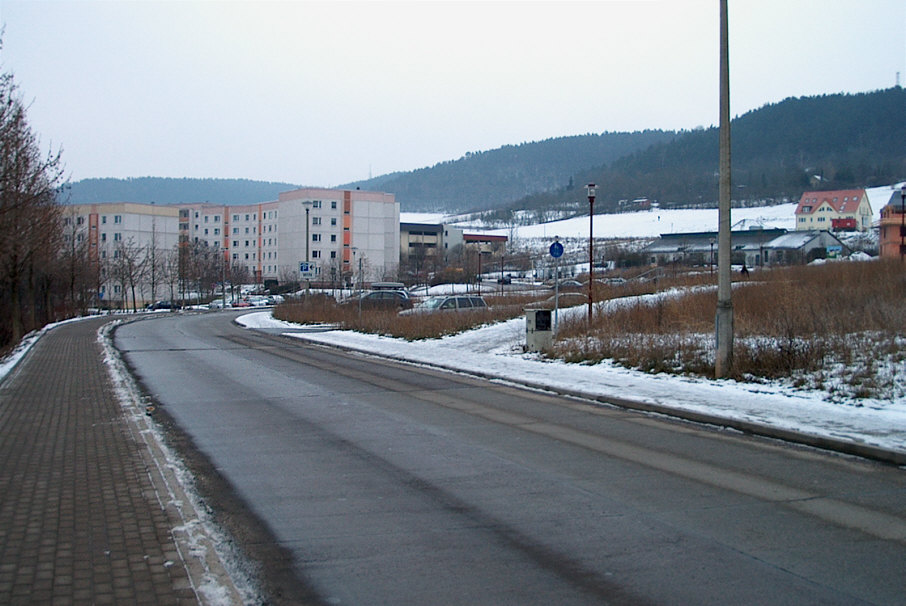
[794,189,872,232]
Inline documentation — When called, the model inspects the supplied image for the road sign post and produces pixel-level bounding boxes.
[549,238,563,332]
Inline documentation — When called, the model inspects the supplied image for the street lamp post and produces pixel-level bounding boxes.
[303,201,312,263]
[710,237,715,275]
[900,186,905,260]
[587,183,596,323]
[221,247,227,310]
[303,201,312,290]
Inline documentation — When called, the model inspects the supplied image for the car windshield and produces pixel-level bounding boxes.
[419,297,446,309]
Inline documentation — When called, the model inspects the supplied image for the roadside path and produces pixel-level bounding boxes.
[0,316,238,605]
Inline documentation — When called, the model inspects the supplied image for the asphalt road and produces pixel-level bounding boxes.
[115,311,906,606]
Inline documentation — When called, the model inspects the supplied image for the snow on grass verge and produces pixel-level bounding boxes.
[237,310,906,459]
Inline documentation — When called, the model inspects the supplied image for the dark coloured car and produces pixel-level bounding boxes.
[347,290,413,310]
[401,295,488,315]
[146,300,177,310]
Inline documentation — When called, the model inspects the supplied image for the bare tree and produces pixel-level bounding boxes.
[113,237,146,311]
[0,57,65,345]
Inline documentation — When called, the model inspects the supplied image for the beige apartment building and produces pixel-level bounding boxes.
[183,187,399,285]
[66,187,399,304]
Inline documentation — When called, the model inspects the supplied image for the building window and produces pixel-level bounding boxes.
[312,234,321,242]
[330,218,337,226]
[102,216,107,224]
[114,215,122,224]
[233,227,239,234]
[245,227,250,234]
[204,216,209,223]
[330,234,337,242]
[312,200,322,209]
[233,240,238,247]
[114,233,122,241]
[204,228,209,235]
[331,201,337,209]
[312,250,321,258]
[214,228,220,235]
[233,214,239,221]
[214,215,220,222]
[101,233,106,242]
[330,251,337,259]
[312,217,321,226]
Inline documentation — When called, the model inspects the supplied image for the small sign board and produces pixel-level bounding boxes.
[299,261,319,278]
[549,241,564,258]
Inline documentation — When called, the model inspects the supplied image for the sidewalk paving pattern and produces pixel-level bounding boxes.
[0,318,199,604]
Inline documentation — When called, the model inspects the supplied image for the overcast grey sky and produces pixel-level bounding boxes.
[1,0,903,187]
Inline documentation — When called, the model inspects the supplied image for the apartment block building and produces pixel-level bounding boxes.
[63,202,180,302]
[878,189,906,259]
[182,187,399,285]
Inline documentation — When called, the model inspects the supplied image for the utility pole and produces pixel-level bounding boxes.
[715,0,734,378]
[587,183,596,324]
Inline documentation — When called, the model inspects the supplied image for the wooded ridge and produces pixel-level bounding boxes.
[63,88,905,214]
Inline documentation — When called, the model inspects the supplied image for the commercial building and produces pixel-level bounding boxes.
[643,228,847,268]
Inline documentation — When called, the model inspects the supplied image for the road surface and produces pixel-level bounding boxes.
[115,311,906,605]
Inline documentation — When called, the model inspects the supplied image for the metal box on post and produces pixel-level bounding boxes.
[525,308,553,352]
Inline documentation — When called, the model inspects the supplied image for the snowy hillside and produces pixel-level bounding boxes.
[402,185,899,242]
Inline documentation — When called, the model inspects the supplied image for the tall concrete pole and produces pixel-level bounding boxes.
[715,0,734,378]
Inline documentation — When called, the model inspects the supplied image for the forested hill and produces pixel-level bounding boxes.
[342,131,675,212]
[63,88,904,215]
[504,87,906,217]
[63,177,299,205]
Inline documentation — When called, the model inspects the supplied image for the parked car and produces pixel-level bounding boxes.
[231,299,251,308]
[146,300,177,310]
[247,296,270,307]
[401,295,488,315]
[345,290,413,310]
[207,299,231,309]
[266,294,285,305]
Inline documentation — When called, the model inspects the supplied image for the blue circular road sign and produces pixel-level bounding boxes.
[549,241,564,258]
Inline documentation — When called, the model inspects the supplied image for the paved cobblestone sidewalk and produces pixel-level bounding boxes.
[0,317,203,605]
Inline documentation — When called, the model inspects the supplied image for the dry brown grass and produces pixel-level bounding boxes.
[273,292,545,340]
[551,260,906,389]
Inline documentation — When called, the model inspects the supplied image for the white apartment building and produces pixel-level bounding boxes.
[63,202,180,303]
[182,187,399,285]
[66,188,399,300]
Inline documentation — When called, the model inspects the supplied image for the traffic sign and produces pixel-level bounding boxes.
[549,241,564,258]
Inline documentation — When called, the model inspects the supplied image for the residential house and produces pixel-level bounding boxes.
[795,189,872,232]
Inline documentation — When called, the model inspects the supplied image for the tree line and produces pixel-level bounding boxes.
[0,57,66,350]
[509,88,906,217]
[0,52,265,353]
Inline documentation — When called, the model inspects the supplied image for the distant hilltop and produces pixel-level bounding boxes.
[63,88,906,215]
[62,177,301,206]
